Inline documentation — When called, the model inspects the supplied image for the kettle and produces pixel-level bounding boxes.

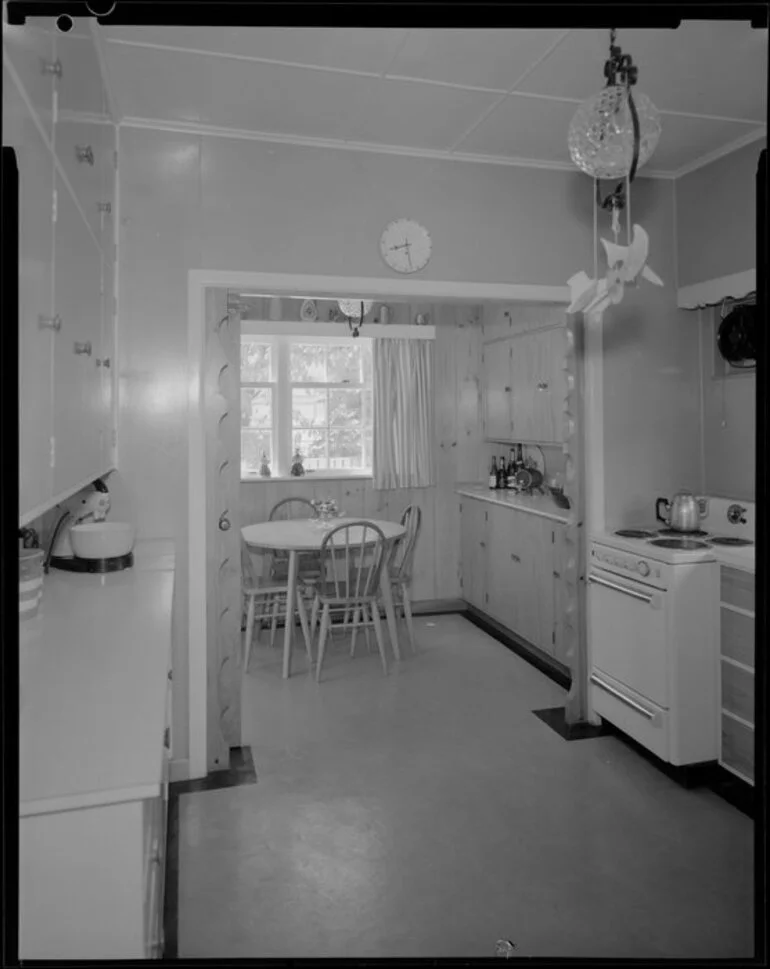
[656,490,707,532]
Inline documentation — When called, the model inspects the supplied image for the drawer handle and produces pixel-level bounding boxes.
[75,145,94,165]
[38,313,62,332]
[588,573,653,604]
[590,673,656,721]
[96,356,111,368]
[74,341,92,356]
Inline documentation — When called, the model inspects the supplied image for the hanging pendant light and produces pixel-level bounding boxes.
[568,29,661,181]
[337,299,373,338]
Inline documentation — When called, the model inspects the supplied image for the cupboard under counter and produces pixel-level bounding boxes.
[19,542,174,960]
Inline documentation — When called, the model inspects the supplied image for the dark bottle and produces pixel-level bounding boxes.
[497,455,507,490]
[506,450,516,489]
[516,444,524,472]
[488,456,498,490]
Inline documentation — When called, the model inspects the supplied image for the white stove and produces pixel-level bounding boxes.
[588,529,720,768]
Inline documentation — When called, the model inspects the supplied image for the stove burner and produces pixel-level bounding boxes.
[649,538,710,550]
[615,529,657,539]
[708,537,753,547]
[658,528,709,538]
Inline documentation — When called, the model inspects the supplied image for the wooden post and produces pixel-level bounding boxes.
[562,311,589,724]
[204,287,242,771]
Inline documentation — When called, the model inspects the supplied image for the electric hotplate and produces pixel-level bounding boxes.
[615,529,657,539]
[708,537,753,547]
[49,552,134,573]
[649,539,710,550]
[657,528,710,538]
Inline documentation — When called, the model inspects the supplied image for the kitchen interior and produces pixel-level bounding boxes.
[7,12,764,962]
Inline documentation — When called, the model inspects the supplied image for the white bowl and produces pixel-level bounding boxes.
[70,522,136,559]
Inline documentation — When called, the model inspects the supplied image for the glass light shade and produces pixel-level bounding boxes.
[568,86,661,179]
[338,299,374,318]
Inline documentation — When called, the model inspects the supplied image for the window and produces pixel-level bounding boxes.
[240,334,373,477]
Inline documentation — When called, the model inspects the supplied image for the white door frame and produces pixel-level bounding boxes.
[187,269,601,779]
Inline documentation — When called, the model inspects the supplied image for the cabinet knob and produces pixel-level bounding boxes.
[504,386,511,392]
[537,382,549,391]
[510,553,521,562]
[73,341,92,356]
[75,145,94,166]
[38,313,62,332]
[96,357,111,368]
[480,541,486,548]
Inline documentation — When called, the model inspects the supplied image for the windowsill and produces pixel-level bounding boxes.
[241,472,373,483]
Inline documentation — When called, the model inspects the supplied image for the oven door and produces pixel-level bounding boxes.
[588,567,668,707]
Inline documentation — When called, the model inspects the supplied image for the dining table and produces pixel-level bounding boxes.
[241,517,407,678]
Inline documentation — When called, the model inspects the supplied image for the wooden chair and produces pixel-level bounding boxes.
[384,505,422,652]
[242,539,311,672]
[263,496,322,639]
[310,521,389,682]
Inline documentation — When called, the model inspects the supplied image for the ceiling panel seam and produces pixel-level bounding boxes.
[448,29,572,152]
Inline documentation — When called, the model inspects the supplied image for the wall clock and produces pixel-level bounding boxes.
[380,219,432,274]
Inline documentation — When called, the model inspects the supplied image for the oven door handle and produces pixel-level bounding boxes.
[588,572,653,604]
[590,674,657,721]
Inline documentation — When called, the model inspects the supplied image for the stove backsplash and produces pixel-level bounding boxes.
[700,496,755,541]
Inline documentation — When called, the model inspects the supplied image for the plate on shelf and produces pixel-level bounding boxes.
[300,299,318,322]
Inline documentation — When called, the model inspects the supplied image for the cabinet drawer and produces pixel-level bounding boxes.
[720,568,754,613]
[721,660,754,723]
[591,671,668,762]
[721,715,754,784]
[720,607,754,668]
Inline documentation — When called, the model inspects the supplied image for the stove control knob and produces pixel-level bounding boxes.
[637,561,650,577]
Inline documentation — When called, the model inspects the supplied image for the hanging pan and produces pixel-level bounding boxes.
[717,303,756,365]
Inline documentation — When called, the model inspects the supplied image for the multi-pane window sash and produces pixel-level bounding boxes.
[240,332,373,478]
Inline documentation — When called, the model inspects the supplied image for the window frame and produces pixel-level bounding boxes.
[240,331,373,479]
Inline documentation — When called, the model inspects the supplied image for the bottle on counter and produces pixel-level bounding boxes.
[516,443,524,473]
[497,455,507,490]
[489,456,498,490]
[506,450,516,490]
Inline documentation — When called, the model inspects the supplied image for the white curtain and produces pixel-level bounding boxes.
[372,338,435,490]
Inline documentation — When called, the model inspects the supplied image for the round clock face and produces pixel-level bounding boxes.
[380,219,432,274]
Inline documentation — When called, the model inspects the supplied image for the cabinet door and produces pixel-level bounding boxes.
[54,117,112,244]
[509,334,536,441]
[100,245,116,470]
[552,524,569,666]
[2,21,56,142]
[507,511,555,653]
[482,341,512,441]
[486,504,514,626]
[5,76,56,519]
[53,171,104,496]
[531,326,565,444]
[460,499,488,610]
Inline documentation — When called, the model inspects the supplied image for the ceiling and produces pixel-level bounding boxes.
[89,24,768,176]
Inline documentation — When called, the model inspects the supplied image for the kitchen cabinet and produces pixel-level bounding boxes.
[53,169,105,495]
[483,325,566,445]
[7,24,117,523]
[460,496,488,611]
[19,546,174,959]
[718,566,755,785]
[5,76,56,518]
[460,494,566,662]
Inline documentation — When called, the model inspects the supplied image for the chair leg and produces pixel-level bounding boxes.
[370,601,388,676]
[316,604,331,683]
[310,595,320,643]
[364,605,372,653]
[350,605,361,657]
[270,596,280,648]
[296,592,312,665]
[244,594,256,671]
[402,584,416,652]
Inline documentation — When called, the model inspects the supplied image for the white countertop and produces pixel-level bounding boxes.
[712,545,755,573]
[456,484,571,524]
[20,540,175,817]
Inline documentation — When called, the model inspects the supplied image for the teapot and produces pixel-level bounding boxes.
[656,490,707,532]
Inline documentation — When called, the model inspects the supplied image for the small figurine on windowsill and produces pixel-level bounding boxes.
[258,451,272,478]
[290,449,305,477]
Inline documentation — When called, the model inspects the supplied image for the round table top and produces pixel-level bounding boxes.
[242,517,405,552]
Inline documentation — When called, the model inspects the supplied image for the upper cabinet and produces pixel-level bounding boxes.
[483,324,566,445]
[6,22,117,524]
